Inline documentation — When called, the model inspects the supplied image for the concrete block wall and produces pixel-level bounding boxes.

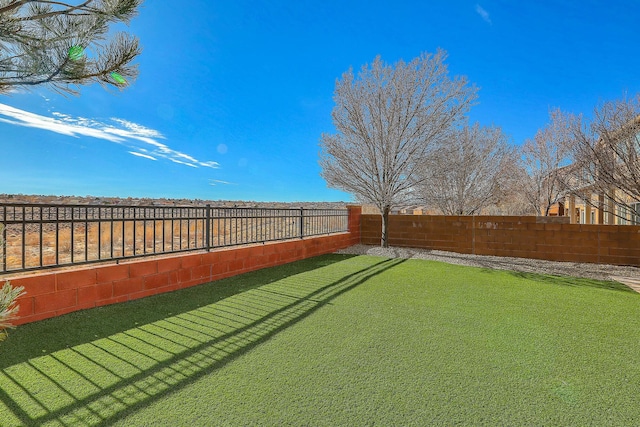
[11,206,640,327]
[5,206,361,326]
[361,214,640,267]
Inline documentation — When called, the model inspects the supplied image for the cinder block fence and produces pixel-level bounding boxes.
[5,206,361,325]
[6,207,640,326]
[361,214,640,267]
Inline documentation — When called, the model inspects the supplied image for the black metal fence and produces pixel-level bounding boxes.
[0,203,349,274]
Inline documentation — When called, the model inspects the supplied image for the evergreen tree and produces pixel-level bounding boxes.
[0,0,143,94]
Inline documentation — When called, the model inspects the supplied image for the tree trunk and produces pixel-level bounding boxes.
[381,205,390,248]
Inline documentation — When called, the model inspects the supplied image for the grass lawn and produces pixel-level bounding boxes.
[1,254,640,426]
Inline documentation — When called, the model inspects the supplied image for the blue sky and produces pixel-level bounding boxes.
[1,0,639,202]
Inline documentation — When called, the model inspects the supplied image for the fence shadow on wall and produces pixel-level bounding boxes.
[0,254,405,426]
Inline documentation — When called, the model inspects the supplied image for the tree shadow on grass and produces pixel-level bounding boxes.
[353,246,638,295]
[479,268,636,293]
[512,271,636,293]
[0,255,405,426]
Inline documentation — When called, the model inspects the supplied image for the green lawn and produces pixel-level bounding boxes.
[1,254,640,426]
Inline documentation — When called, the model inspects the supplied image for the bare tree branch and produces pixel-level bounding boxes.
[560,94,640,222]
[417,123,517,215]
[520,108,572,215]
[320,50,477,246]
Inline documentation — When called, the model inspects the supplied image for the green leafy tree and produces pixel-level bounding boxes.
[0,281,25,341]
[0,0,143,95]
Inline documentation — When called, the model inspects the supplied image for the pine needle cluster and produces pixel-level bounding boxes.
[0,0,143,94]
[0,281,25,341]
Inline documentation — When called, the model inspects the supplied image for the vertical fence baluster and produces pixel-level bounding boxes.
[38,206,43,268]
[171,208,175,251]
[133,207,137,256]
[97,207,102,260]
[55,206,59,266]
[1,206,6,272]
[143,208,147,255]
[21,206,25,270]
[186,209,191,250]
[206,204,211,251]
[152,207,156,254]
[121,208,125,258]
[162,208,166,253]
[68,207,73,264]
[84,208,88,262]
[179,209,183,250]
[194,208,198,249]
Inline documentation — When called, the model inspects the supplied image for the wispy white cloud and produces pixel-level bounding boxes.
[201,161,220,168]
[209,179,237,186]
[111,118,164,138]
[128,151,157,161]
[0,103,220,169]
[475,4,492,24]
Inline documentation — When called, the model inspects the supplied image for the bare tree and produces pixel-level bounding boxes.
[558,95,640,222]
[417,123,517,215]
[521,109,571,215]
[320,50,477,247]
[483,186,538,216]
[0,0,142,95]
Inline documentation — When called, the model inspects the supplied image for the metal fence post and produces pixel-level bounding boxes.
[206,204,211,251]
[299,207,304,239]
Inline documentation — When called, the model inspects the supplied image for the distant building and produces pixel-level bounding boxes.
[552,116,640,225]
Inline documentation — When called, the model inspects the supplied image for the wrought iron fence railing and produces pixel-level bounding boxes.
[0,203,348,274]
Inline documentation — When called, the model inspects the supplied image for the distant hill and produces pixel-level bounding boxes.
[0,194,350,210]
